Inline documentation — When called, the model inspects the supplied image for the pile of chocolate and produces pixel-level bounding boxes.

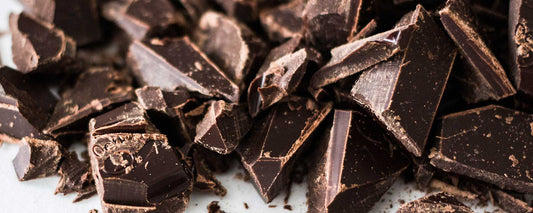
[1,0,532,212]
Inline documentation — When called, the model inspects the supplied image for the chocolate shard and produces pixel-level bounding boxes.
[308,110,410,213]
[350,5,458,156]
[44,67,133,136]
[397,193,474,213]
[19,0,102,45]
[89,133,193,212]
[9,12,76,74]
[127,37,240,102]
[259,0,306,42]
[192,148,227,196]
[349,19,378,41]
[430,105,533,193]
[196,11,265,84]
[257,35,306,75]
[0,66,56,142]
[237,97,332,202]
[102,0,186,40]
[55,152,95,200]
[90,102,155,135]
[509,0,533,95]
[491,189,533,213]
[439,0,516,103]
[303,0,363,50]
[194,100,251,155]
[12,137,63,181]
[135,86,195,113]
[214,0,258,23]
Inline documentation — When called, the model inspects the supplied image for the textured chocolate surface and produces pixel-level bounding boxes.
[430,105,533,193]
[13,137,63,181]
[491,189,533,213]
[91,102,153,135]
[55,151,96,202]
[509,0,533,95]
[397,193,473,213]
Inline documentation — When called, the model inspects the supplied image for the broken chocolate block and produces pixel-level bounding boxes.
[136,86,195,113]
[19,0,102,45]
[430,105,533,193]
[214,0,258,23]
[303,0,362,50]
[237,97,332,202]
[509,0,533,95]
[194,100,251,155]
[13,137,63,181]
[491,189,533,213]
[89,133,193,212]
[192,148,227,196]
[0,66,56,142]
[197,12,265,84]
[257,35,306,75]
[397,193,474,213]
[127,37,240,102]
[308,110,410,213]
[44,67,133,136]
[56,152,95,201]
[90,102,154,135]
[439,0,516,103]
[350,5,457,156]
[102,0,186,40]
[260,0,306,42]
[10,12,76,74]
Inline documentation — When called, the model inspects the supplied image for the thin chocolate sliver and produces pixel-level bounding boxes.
[13,137,63,181]
[509,0,533,95]
[397,193,474,213]
[90,102,154,135]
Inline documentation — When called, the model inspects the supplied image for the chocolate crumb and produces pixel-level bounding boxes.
[283,205,292,210]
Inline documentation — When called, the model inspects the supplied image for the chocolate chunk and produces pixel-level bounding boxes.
[439,0,516,103]
[192,148,227,196]
[509,0,533,95]
[9,12,76,74]
[397,193,474,213]
[491,189,533,213]
[127,37,240,102]
[44,67,133,136]
[349,19,378,41]
[89,133,193,212]
[136,86,195,113]
[196,12,265,84]
[191,146,232,173]
[0,66,56,142]
[55,152,95,201]
[90,102,154,135]
[214,0,258,23]
[350,5,457,156]
[260,0,306,42]
[13,137,63,181]
[207,201,226,213]
[257,35,306,76]
[412,158,434,189]
[248,48,320,117]
[237,97,332,202]
[102,0,186,40]
[19,0,102,45]
[430,105,533,193]
[194,100,251,155]
[303,0,363,50]
[308,110,410,213]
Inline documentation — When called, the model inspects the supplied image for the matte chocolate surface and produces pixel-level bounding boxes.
[509,0,533,95]
[397,193,474,213]
[440,0,516,103]
[351,5,457,156]
[55,151,96,202]
[430,105,533,193]
[128,37,240,102]
[13,137,63,181]
[308,110,410,213]
[10,12,76,73]
[237,97,332,202]
[194,100,251,155]
[260,0,306,42]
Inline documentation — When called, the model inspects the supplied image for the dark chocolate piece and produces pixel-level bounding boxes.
[302,0,362,50]
[237,97,332,202]
[135,86,195,113]
[257,35,306,76]
[102,0,186,40]
[397,193,474,213]
[509,0,533,95]
[91,102,154,135]
[259,0,306,42]
[55,152,96,201]
[128,37,240,102]
[350,5,457,156]
[439,0,516,103]
[196,12,265,84]
[194,100,251,155]
[430,105,533,193]
[193,148,227,196]
[0,66,56,142]
[177,0,210,21]
[248,48,319,117]
[412,158,434,189]
[428,179,478,201]
[349,19,378,41]
[214,0,258,23]
[12,137,63,181]
[10,12,76,73]
[308,110,410,213]
[19,0,102,45]
[491,189,533,213]
[207,201,226,213]
[44,67,133,136]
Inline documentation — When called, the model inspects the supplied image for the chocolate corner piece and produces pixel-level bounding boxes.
[214,0,259,23]
[491,189,533,213]
[237,97,333,202]
[439,0,516,103]
[509,0,533,95]
[90,102,155,135]
[350,5,457,157]
[13,137,63,181]
[429,105,533,193]
[9,12,76,74]
[127,37,240,102]
[259,0,306,42]
[55,151,95,199]
[397,193,474,213]
[194,100,251,155]
[308,110,410,213]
